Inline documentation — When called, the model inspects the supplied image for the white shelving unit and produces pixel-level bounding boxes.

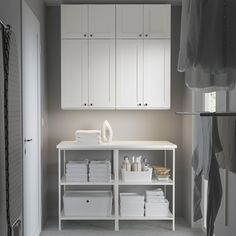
[57,140,177,231]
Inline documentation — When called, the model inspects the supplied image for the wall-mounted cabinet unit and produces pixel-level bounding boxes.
[61,4,171,110]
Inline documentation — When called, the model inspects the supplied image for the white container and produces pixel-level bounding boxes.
[63,191,113,217]
[120,193,145,216]
[121,167,153,182]
[145,200,169,216]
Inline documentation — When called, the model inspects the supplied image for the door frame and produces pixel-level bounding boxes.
[22,1,42,235]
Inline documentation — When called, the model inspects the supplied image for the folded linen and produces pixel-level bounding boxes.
[146,189,164,196]
[66,177,88,182]
[66,173,88,177]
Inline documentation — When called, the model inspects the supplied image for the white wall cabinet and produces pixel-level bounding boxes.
[116,5,144,39]
[144,5,171,39]
[61,5,88,39]
[116,39,170,109]
[61,40,88,109]
[89,40,115,108]
[143,40,170,108]
[116,4,171,39]
[116,40,143,108]
[61,4,171,110]
[89,5,115,39]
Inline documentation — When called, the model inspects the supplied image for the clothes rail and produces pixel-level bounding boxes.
[175,112,236,116]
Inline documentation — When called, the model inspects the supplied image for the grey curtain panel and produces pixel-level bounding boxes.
[0,26,22,236]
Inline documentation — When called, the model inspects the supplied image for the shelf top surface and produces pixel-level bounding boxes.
[57,140,177,150]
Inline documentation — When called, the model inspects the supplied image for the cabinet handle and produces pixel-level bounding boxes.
[139,34,142,37]
[83,34,87,37]
[144,103,148,106]
[90,103,93,106]
[137,103,142,106]
[84,103,87,106]
[145,34,148,37]
[90,34,93,37]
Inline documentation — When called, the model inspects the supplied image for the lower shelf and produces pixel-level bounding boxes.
[60,210,173,221]
[119,212,173,220]
[61,210,115,220]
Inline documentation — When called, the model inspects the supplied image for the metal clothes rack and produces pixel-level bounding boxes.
[176,111,236,116]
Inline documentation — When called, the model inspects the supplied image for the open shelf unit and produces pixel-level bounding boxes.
[57,140,177,231]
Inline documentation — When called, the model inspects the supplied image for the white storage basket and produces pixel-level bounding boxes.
[145,200,169,216]
[63,191,113,217]
[121,167,153,182]
[120,193,145,216]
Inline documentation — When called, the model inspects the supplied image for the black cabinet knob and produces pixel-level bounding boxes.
[139,34,142,37]
[90,103,93,106]
[90,34,93,37]
[137,103,141,106]
[83,34,87,37]
[144,103,148,106]
[84,103,87,106]
[145,34,148,37]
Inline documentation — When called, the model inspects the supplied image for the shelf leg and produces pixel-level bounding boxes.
[63,150,66,192]
[172,149,175,231]
[58,149,62,231]
[164,150,167,196]
[114,149,119,231]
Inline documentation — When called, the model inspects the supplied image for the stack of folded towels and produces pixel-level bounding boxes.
[145,188,169,216]
[89,160,111,183]
[75,130,101,145]
[65,160,88,182]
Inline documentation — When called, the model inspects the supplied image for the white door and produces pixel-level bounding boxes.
[116,5,143,39]
[89,40,115,108]
[89,5,115,39]
[61,40,89,109]
[116,40,143,108]
[22,1,41,236]
[144,5,171,39]
[61,5,88,39]
[143,40,170,109]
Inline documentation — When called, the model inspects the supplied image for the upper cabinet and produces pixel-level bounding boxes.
[116,4,171,39]
[89,5,115,39]
[61,4,115,39]
[61,5,88,39]
[116,5,143,39]
[144,5,171,39]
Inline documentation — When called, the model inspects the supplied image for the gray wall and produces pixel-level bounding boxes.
[45,6,188,220]
[23,0,48,227]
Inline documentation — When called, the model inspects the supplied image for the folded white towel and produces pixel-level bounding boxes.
[66,177,88,182]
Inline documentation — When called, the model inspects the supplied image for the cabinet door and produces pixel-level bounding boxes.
[61,40,89,109]
[116,40,143,108]
[61,5,88,39]
[89,5,115,39]
[144,5,171,39]
[116,5,143,39]
[89,40,115,108]
[143,40,170,109]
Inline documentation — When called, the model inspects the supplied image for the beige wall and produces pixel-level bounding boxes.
[46,6,187,219]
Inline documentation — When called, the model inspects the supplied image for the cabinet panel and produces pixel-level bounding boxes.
[144,5,171,39]
[144,40,170,109]
[61,40,88,109]
[116,5,143,39]
[89,40,115,108]
[116,40,143,108]
[89,5,115,39]
[61,5,88,39]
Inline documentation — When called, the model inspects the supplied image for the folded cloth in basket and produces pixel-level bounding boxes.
[146,189,164,196]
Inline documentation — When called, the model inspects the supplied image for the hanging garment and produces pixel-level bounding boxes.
[178,0,236,92]
[0,26,22,236]
[192,116,223,236]
[216,116,236,173]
